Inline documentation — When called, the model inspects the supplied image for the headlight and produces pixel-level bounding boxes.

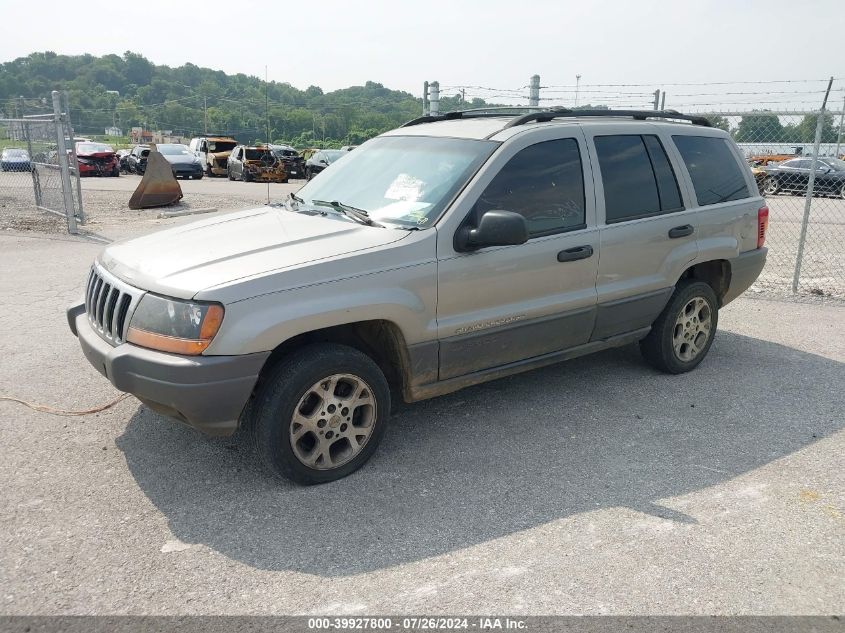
[126,293,224,355]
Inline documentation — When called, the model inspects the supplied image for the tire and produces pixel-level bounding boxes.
[840,183,845,200]
[206,165,213,178]
[241,169,250,182]
[305,167,312,181]
[195,173,203,180]
[763,177,779,196]
[639,280,719,374]
[227,168,234,181]
[249,343,391,485]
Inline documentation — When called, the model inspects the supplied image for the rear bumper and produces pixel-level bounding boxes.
[723,247,767,305]
[68,303,270,436]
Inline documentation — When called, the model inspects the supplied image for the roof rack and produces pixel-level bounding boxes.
[401,107,711,129]
[503,108,712,128]
[401,107,541,128]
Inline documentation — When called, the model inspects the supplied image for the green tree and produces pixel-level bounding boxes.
[736,112,783,143]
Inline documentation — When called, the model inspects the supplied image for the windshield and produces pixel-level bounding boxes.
[246,148,275,161]
[3,149,28,158]
[207,141,237,153]
[323,150,346,163]
[821,157,845,171]
[292,135,498,228]
[158,144,192,156]
[76,143,113,154]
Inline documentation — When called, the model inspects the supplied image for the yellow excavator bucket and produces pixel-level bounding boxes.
[128,148,183,210]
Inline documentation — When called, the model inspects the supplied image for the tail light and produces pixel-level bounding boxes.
[757,205,769,248]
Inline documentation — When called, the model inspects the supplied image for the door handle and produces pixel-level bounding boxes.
[668,224,694,239]
[557,245,594,262]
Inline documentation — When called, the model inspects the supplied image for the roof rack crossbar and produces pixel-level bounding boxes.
[503,109,712,128]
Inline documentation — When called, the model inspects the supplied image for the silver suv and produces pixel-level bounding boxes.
[68,109,768,484]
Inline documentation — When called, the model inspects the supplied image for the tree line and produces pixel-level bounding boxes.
[0,52,486,147]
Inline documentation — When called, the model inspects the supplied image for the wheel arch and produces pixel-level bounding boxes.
[678,259,732,307]
[256,319,419,406]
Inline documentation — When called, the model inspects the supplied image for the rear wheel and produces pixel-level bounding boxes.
[640,280,718,374]
[764,177,780,196]
[249,343,390,484]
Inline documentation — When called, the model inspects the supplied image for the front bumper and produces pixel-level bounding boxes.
[68,303,270,436]
[172,164,203,177]
[723,247,767,305]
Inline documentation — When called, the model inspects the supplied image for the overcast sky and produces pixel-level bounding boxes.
[0,0,842,110]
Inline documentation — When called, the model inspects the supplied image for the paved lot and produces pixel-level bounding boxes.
[0,221,843,615]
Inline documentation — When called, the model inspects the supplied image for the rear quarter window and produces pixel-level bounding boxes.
[672,135,750,206]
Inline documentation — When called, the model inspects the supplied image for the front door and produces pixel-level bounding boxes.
[436,132,599,380]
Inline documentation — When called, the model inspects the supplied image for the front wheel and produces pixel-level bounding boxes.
[640,280,718,374]
[840,183,845,200]
[249,343,390,485]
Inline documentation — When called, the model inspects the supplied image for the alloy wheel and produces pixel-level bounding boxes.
[672,297,712,362]
[288,373,377,470]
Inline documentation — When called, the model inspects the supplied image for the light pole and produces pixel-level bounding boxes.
[574,75,581,108]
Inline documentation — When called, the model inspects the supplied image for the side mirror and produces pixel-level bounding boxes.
[455,210,529,252]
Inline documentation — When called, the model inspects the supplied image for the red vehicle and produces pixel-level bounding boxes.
[74,142,119,177]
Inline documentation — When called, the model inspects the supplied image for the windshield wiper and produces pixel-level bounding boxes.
[289,192,304,204]
[310,199,384,227]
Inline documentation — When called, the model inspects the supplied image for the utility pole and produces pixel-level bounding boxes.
[653,89,660,110]
[835,94,845,158]
[429,81,440,116]
[528,74,540,109]
[660,91,666,110]
[574,75,581,108]
[423,81,429,116]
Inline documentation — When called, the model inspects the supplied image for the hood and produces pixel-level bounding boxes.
[99,206,409,300]
[78,151,115,159]
[163,153,200,165]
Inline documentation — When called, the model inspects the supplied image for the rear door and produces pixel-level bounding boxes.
[585,125,698,340]
[671,132,760,261]
[436,129,600,379]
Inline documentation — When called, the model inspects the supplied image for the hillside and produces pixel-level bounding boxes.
[0,51,484,146]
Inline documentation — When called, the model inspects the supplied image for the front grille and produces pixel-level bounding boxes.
[84,264,143,345]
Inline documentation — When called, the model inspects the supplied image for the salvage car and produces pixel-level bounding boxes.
[158,143,204,180]
[189,136,238,177]
[271,144,306,179]
[0,148,31,171]
[68,108,768,485]
[305,149,346,180]
[75,142,119,177]
[764,157,845,198]
[127,145,150,174]
[227,145,287,182]
[116,149,132,173]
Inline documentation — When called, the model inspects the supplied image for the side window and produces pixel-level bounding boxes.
[595,135,661,223]
[473,138,586,237]
[200,140,208,152]
[642,135,683,212]
[672,135,750,206]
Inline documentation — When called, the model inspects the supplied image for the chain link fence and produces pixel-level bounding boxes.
[0,92,84,233]
[693,111,844,298]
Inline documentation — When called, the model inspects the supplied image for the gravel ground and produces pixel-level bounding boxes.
[0,228,842,616]
[0,172,302,238]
